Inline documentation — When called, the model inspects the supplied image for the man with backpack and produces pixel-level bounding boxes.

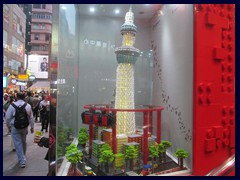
[6,92,34,168]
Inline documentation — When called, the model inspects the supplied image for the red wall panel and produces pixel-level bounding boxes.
[193,4,235,175]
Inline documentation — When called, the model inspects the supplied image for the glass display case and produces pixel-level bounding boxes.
[49,4,236,176]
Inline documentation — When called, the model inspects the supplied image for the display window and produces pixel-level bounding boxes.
[49,4,235,176]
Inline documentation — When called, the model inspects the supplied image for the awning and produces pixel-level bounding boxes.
[29,81,50,91]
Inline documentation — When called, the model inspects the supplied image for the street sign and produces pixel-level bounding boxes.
[18,74,29,81]
[29,75,36,81]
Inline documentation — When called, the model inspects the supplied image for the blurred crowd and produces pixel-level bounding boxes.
[3,90,50,133]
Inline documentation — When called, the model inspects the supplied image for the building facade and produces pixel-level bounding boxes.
[30,4,52,55]
[3,4,26,76]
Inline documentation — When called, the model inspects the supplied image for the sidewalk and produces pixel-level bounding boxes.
[3,120,49,176]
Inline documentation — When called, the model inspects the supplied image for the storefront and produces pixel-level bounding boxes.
[48,4,235,176]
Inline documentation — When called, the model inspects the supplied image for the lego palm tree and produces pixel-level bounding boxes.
[65,144,83,176]
[149,145,159,173]
[175,149,189,168]
[124,145,138,171]
[78,128,89,148]
[114,153,125,173]
[99,145,114,173]
[157,143,165,163]
[161,140,172,162]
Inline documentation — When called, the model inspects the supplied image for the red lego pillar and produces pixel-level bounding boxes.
[89,123,94,159]
[193,4,235,175]
[143,112,149,165]
[112,111,117,154]
[106,105,109,114]
[149,111,153,134]
[156,110,161,144]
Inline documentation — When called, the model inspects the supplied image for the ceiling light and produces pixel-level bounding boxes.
[61,6,67,10]
[115,9,120,14]
[90,7,95,12]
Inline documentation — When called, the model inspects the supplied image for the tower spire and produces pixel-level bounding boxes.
[129,4,132,12]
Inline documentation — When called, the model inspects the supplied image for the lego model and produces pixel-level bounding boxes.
[175,149,189,169]
[65,144,83,176]
[77,6,190,176]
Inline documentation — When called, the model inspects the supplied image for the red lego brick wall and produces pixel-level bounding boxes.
[193,4,235,175]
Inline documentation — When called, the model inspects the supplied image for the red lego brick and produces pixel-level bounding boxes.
[216,139,222,148]
[206,12,217,25]
[220,17,229,29]
[213,48,226,60]
[223,128,230,137]
[205,138,216,152]
[93,114,99,126]
[223,138,229,146]
[229,125,235,148]
[213,126,223,139]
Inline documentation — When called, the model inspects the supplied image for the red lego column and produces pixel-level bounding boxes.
[143,112,149,165]
[149,111,153,134]
[156,110,161,144]
[89,124,94,159]
[193,4,235,175]
[112,111,117,154]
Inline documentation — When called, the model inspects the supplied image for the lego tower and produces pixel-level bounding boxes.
[114,6,140,135]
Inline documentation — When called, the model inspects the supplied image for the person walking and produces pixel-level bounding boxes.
[3,93,8,120]
[6,92,34,168]
[39,94,50,132]
[32,94,40,122]
[3,95,14,135]
[25,91,33,110]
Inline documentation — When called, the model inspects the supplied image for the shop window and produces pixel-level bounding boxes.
[42,45,48,51]
[33,4,41,9]
[31,45,40,51]
[4,56,7,67]
[33,23,39,29]
[34,34,39,40]
[45,34,50,41]
[12,13,18,31]
[3,4,9,23]
[40,24,46,29]
[3,30,8,46]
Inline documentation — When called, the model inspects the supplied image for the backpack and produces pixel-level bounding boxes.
[11,103,29,129]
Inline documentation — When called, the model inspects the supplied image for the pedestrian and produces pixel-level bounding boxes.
[6,92,34,168]
[3,93,8,120]
[35,93,57,176]
[39,94,50,132]
[32,94,40,122]
[3,95,14,135]
[25,91,34,109]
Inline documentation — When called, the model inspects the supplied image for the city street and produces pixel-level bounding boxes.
[3,120,49,176]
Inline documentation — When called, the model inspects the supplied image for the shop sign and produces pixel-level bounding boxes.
[29,75,36,81]
[16,81,26,86]
[11,79,17,84]
[18,74,29,81]
[3,76,8,88]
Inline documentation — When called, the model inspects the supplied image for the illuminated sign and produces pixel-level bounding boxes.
[3,76,8,88]
[11,79,17,84]
[28,55,48,79]
[29,75,36,81]
[18,74,29,81]
[16,81,26,86]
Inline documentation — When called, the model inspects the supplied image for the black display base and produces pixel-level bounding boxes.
[82,154,179,176]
